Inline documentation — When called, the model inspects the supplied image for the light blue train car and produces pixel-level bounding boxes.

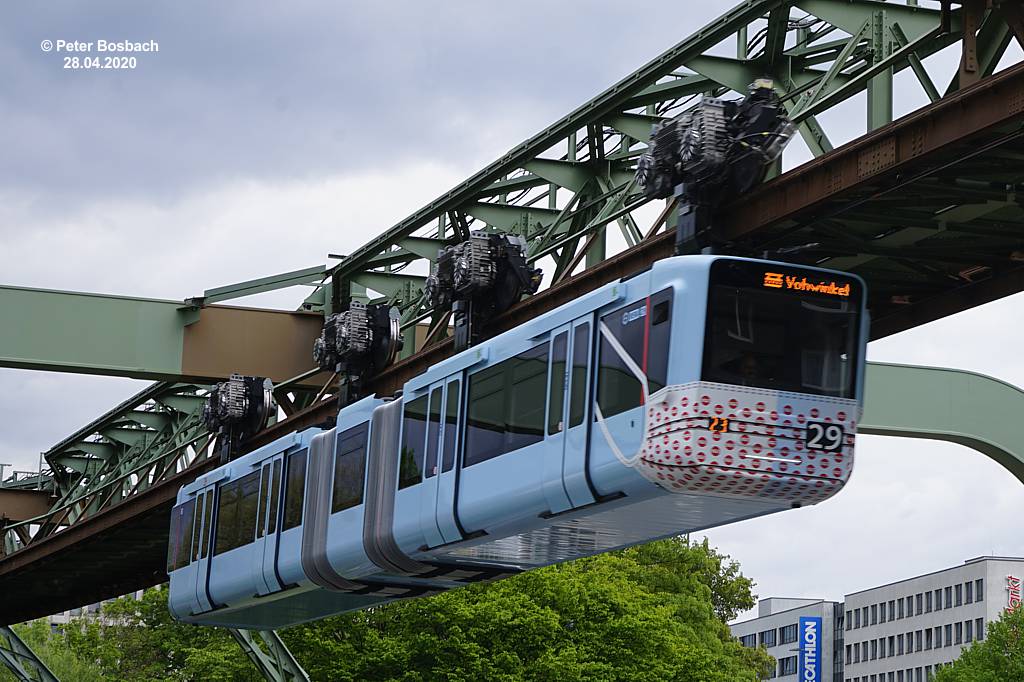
[168,255,868,628]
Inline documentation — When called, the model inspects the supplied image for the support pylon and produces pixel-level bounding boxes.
[228,628,310,682]
[0,625,59,682]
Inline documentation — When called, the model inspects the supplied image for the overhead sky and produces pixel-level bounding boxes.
[1,1,1021,620]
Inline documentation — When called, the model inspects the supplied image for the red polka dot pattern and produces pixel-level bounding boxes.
[635,381,859,505]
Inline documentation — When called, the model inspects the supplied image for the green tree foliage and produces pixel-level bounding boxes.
[0,619,105,682]
[279,537,772,681]
[60,587,261,682]
[934,606,1024,682]
[0,537,771,681]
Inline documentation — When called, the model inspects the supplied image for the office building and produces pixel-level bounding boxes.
[732,556,1024,681]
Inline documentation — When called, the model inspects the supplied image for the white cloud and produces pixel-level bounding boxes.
[0,160,467,470]
[0,161,467,302]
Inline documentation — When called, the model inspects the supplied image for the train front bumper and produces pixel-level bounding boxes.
[638,381,859,505]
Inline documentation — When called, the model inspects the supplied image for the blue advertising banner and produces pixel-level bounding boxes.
[798,616,821,682]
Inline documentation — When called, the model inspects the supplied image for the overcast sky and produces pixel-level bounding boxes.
[1,1,1021,620]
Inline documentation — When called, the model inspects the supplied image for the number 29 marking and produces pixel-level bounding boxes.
[806,421,844,451]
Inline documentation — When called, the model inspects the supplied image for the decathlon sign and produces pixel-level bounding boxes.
[798,616,821,682]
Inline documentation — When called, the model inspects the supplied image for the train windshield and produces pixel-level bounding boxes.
[702,259,862,398]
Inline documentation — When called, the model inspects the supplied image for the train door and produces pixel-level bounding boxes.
[191,487,215,613]
[563,318,597,507]
[542,325,573,515]
[418,384,446,548]
[251,456,285,596]
[433,377,463,545]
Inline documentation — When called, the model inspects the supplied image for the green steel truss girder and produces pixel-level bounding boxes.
[860,362,1024,484]
[0,626,59,682]
[228,629,310,682]
[0,382,215,558]
[325,0,1014,357]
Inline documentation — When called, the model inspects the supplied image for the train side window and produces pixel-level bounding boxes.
[282,449,307,530]
[441,380,460,473]
[332,423,368,513]
[597,301,646,418]
[267,459,282,534]
[167,498,195,572]
[424,388,442,478]
[214,471,260,556]
[236,473,260,547]
[548,332,567,435]
[646,289,673,394]
[506,344,548,451]
[465,361,505,465]
[256,463,270,539]
[213,481,239,556]
[597,290,672,419]
[465,343,549,467]
[191,492,204,562]
[399,396,428,489]
[568,323,590,427]
[199,490,213,558]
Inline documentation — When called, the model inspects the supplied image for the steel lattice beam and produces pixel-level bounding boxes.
[228,629,310,682]
[0,627,59,682]
[319,0,1010,362]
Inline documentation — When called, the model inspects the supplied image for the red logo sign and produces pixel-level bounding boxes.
[1008,575,1021,612]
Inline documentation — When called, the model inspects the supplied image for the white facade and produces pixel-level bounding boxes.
[840,556,1023,682]
[731,557,1023,682]
[731,598,844,681]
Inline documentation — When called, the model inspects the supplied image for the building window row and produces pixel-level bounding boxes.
[845,579,984,631]
[845,618,985,664]
[738,621,802,652]
[845,663,953,682]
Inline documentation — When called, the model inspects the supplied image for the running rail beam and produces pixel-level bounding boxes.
[0,285,325,385]
[860,362,1024,484]
[0,626,59,682]
[228,629,310,682]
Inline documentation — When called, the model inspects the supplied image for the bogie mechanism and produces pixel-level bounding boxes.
[636,79,795,254]
[203,373,276,464]
[425,231,542,352]
[314,300,404,405]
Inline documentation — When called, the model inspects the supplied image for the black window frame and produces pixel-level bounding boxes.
[702,259,862,399]
[568,323,591,428]
[332,423,369,513]
[441,380,460,473]
[191,492,206,562]
[424,388,443,479]
[282,449,307,531]
[548,331,568,435]
[167,497,196,572]
[213,470,261,556]
[464,342,550,467]
[596,288,673,419]
[399,395,429,489]
[267,459,282,535]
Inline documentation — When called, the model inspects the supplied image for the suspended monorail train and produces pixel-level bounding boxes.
[167,255,868,628]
